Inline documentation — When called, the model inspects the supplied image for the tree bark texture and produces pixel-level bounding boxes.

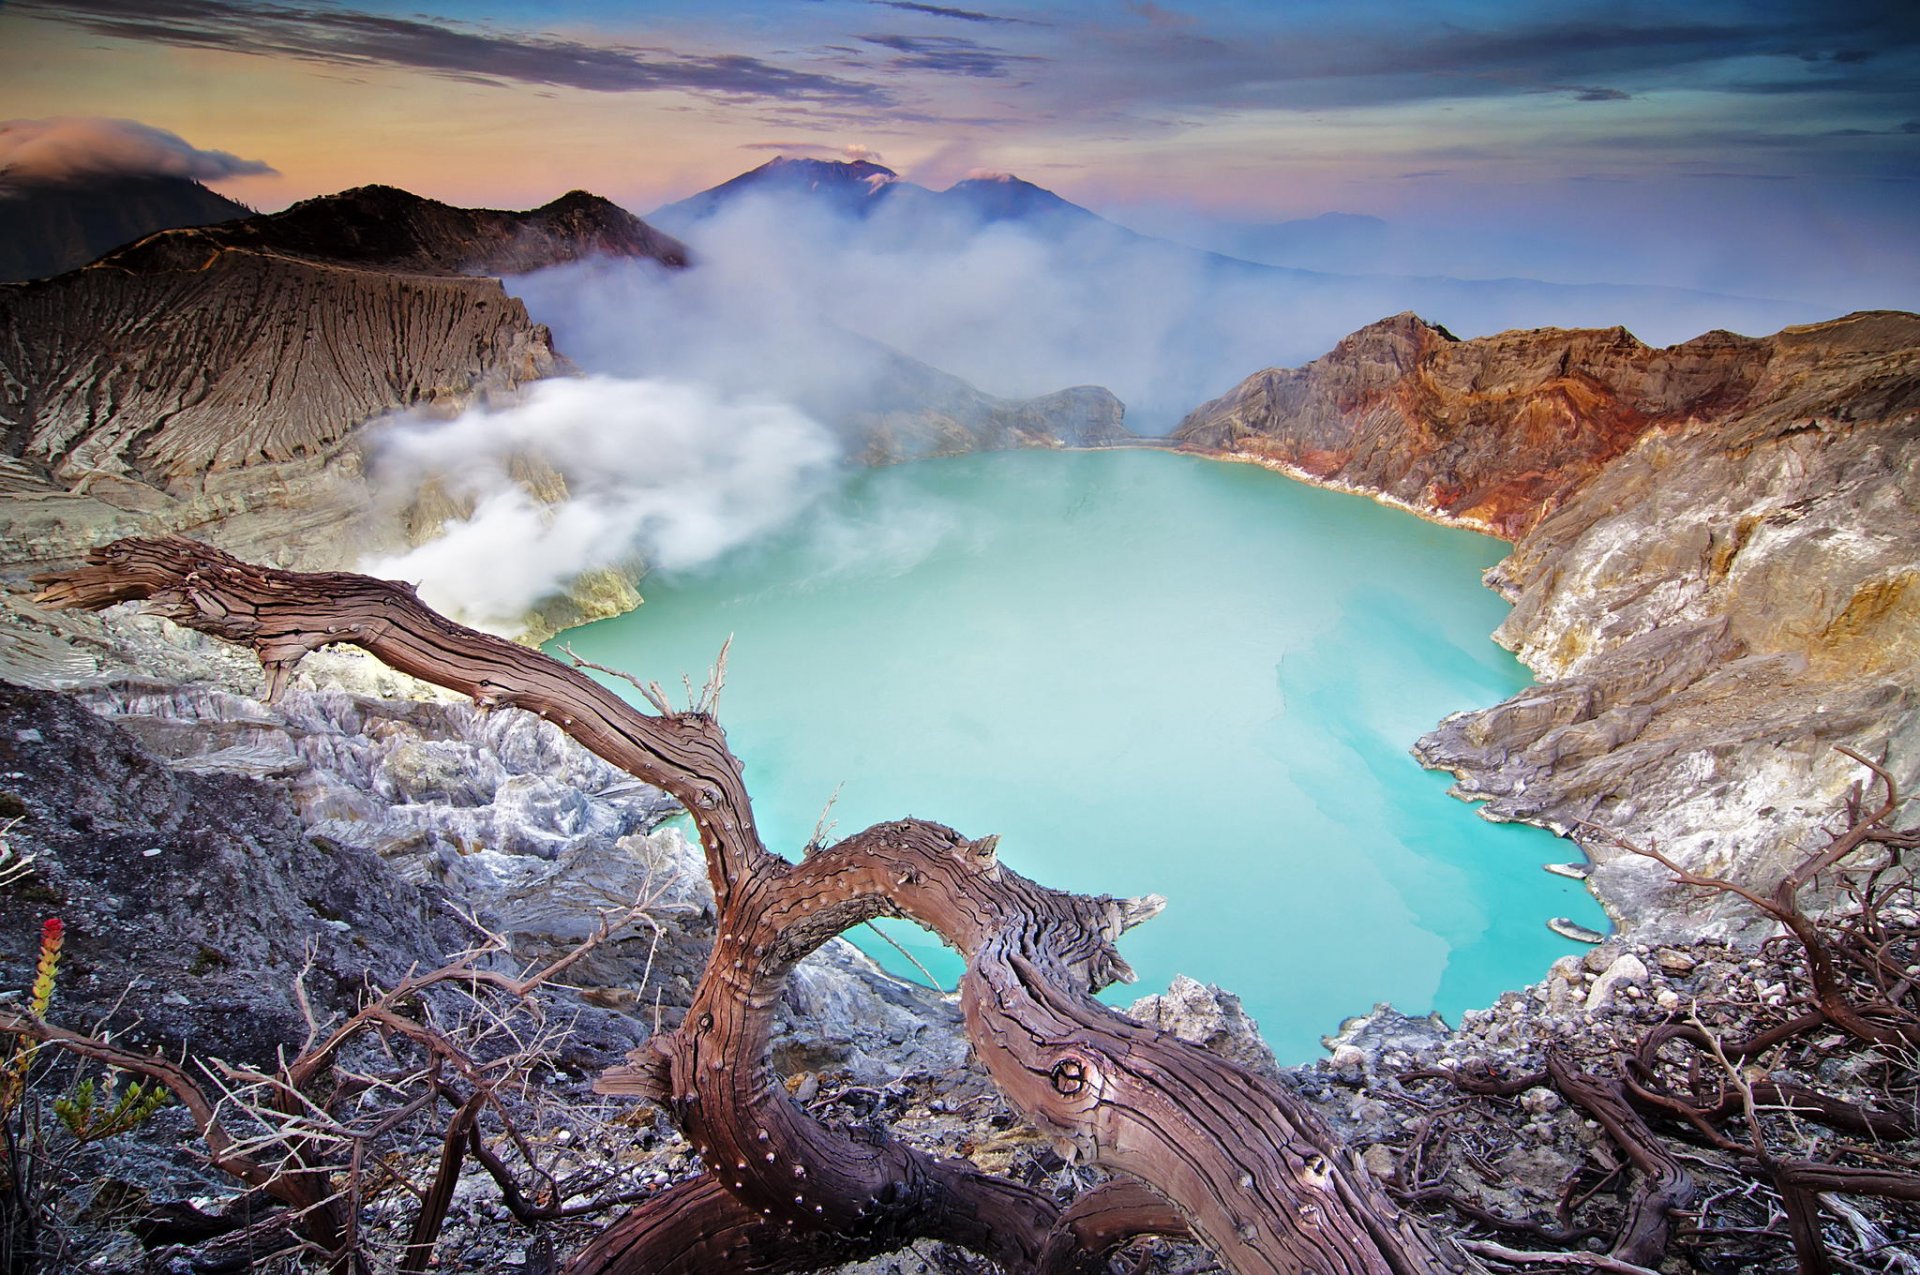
[36,536,1476,1275]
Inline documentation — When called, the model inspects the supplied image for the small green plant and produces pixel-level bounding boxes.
[50,1073,170,1144]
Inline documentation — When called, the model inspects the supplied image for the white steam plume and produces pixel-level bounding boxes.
[515,179,1822,436]
[362,377,840,632]
[0,117,276,186]
[364,164,1837,634]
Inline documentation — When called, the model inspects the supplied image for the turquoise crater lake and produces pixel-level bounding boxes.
[550,448,1607,1060]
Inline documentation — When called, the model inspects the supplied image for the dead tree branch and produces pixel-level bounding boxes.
[35,535,1478,1274]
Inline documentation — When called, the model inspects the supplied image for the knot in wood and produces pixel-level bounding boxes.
[697,1011,714,1032]
[1049,1057,1089,1096]
[1299,1152,1332,1188]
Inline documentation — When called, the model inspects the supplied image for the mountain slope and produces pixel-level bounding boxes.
[0,174,252,283]
[0,186,688,579]
[3,186,687,489]
[114,184,689,276]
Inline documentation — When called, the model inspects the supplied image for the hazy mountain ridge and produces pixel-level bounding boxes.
[0,173,253,283]
[650,156,1113,240]
[1177,309,1920,939]
[107,183,691,277]
[643,159,1821,431]
[0,179,1135,648]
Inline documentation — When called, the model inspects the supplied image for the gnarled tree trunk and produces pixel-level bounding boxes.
[36,536,1477,1275]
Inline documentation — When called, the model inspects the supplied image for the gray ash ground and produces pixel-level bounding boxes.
[4,665,1917,1272]
[29,906,1920,1273]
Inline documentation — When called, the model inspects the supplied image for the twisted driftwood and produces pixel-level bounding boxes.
[36,536,1475,1275]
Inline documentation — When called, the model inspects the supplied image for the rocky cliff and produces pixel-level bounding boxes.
[1174,311,1767,539]
[0,186,689,584]
[1179,310,1920,938]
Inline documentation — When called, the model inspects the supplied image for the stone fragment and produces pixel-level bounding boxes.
[1520,1086,1563,1116]
[1127,975,1281,1079]
[1654,947,1697,974]
[1329,1044,1368,1076]
[1585,952,1650,1012]
[1360,1144,1396,1178]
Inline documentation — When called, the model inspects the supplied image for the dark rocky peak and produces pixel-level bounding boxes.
[652,156,903,228]
[759,156,899,186]
[91,183,687,279]
[937,172,1091,225]
[0,172,251,282]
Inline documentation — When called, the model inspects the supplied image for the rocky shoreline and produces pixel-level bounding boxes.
[1178,311,1920,947]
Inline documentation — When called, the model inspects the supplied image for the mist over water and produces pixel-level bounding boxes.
[363,170,1826,629]
[361,376,841,631]
[551,449,1608,1061]
[515,181,1820,436]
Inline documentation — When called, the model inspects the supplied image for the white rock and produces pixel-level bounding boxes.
[1585,952,1650,1012]
[1329,1044,1367,1075]
[1520,1086,1563,1115]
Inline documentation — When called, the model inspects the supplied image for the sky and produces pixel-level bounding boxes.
[0,0,1916,302]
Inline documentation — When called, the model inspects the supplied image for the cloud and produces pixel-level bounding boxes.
[872,1,1032,25]
[740,140,839,154]
[15,0,888,103]
[0,116,276,184]
[362,377,841,632]
[1125,2,1196,30]
[1572,86,1631,101]
[857,31,1037,77]
[1028,2,1920,126]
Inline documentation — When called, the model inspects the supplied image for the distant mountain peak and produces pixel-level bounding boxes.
[92,184,688,277]
[759,155,898,180]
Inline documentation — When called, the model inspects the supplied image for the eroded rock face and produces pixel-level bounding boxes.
[1417,312,1920,938]
[1174,312,1767,538]
[3,254,559,489]
[1181,309,1920,939]
[0,186,690,584]
[0,683,465,1063]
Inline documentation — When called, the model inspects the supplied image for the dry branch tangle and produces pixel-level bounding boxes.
[36,536,1476,1275]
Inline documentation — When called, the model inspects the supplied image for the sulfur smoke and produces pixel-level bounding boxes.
[362,162,1831,631]
[362,377,838,632]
